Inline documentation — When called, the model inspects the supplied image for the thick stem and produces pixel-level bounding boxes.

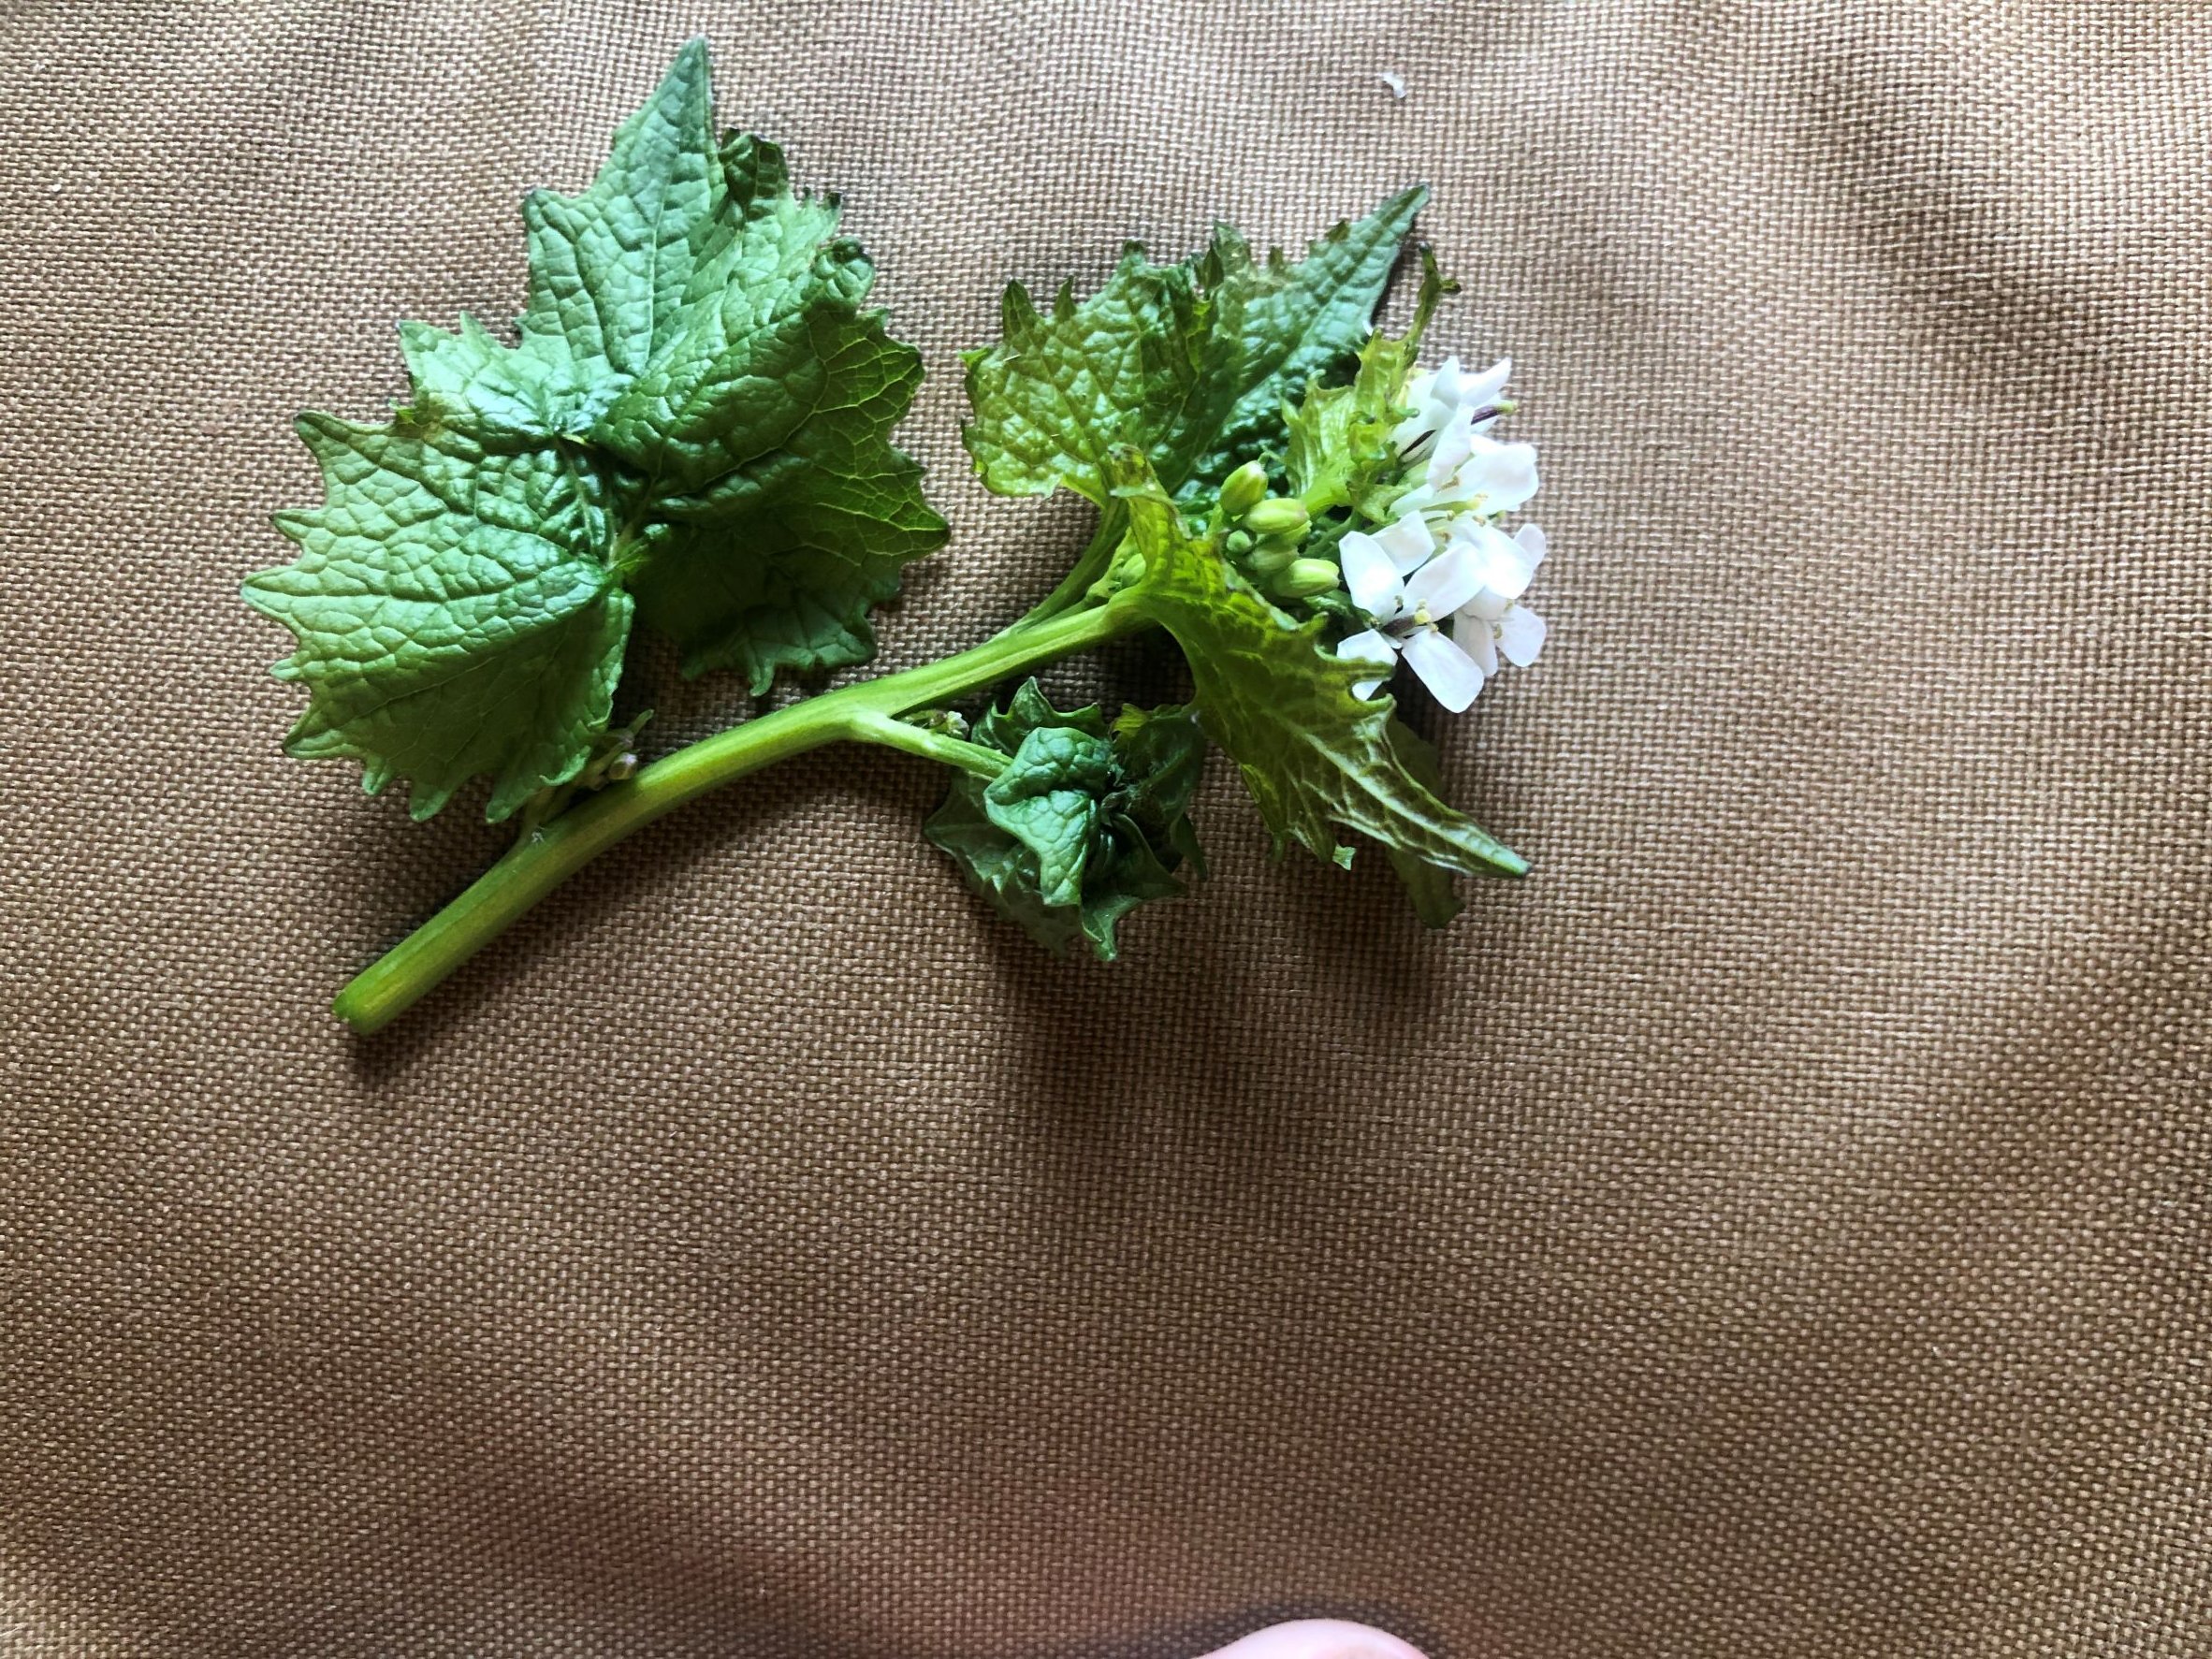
[331,597,1151,1035]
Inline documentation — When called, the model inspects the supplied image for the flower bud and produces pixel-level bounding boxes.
[1243,497,1310,540]
[1225,529,1255,557]
[1245,539,1299,576]
[1273,557,1341,599]
[1218,460,1269,522]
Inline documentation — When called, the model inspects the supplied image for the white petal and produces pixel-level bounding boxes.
[1425,405,1477,488]
[1403,545,1482,618]
[1371,511,1434,574]
[1402,627,1485,713]
[1336,627,1401,667]
[1477,544,1536,605]
[1335,628,1400,699]
[1337,532,1404,621]
[1453,610,1499,675]
[1429,356,1464,408]
[1514,522,1549,566]
[1451,523,1536,618]
[1459,356,1511,411]
[1496,604,1548,667]
[1456,436,1539,512]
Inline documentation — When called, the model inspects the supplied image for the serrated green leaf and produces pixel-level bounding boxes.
[250,42,945,815]
[1108,448,1523,882]
[1183,197,1427,488]
[962,188,1425,510]
[1284,329,1413,517]
[517,38,729,396]
[924,679,1207,959]
[1383,720,1468,927]
[625,288,942,689]
[244,412,631,822]
[1286,246,1453,518]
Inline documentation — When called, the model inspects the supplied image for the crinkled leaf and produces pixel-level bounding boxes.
[250,42,945,814]
[977,679,1111,749]
[924,680,1207,959]
[244,411,631,822]
[1109,448,1524,882]
[1111,703,1209,874]
[985,726,1119,906]
[1071,826,1188,956]
[962,187,1425,509]
[924,784,1085,956]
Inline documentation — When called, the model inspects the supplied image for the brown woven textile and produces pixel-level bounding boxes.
[3,2,2207,1653]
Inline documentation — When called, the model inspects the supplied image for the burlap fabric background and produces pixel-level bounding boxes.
[3,2,2207,1654]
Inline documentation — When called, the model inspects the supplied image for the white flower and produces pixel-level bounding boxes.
[1448,522,1549,677]
[1332,519,1550,713]
[1395,427,1540,517]
[1328,348,1548,711]
[1391,355,1512,451]
[1334,525,1488,712]
[1380,353,1537,520]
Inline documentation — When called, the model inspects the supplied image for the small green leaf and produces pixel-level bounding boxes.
[1109,448,1523,883]
[1111,702,1210,875]
[1286,246,1453,517]
[923,784,1085,955]
[924,679,1207,959]
[978,679,1110,748]
[962,188,1426,510]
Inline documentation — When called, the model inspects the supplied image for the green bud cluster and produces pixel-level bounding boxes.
[1215,466,1340,601]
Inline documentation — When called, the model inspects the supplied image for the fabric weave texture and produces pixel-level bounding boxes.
[2,3,2206,1655]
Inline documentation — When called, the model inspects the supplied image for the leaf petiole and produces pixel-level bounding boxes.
[330,595,1153,1036]
[844,709,1010,781]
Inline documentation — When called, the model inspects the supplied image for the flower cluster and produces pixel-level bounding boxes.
[1334,357,1548,713]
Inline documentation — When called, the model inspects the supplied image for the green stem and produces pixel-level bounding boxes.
[332,596,1152,1035]
[844,709,1009,780]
